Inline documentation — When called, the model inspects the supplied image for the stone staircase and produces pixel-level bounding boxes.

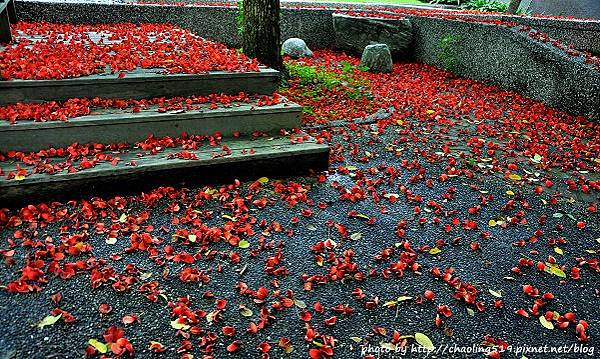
[0,67,329,205]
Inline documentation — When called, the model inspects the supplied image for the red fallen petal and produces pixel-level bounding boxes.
[257,342,271,353]
[309,349,322,359]
[149,341,165,353]
[215,299,227,309]
[564,312,576,322]
[437,305,453,317]
[222,326,236,336]
[50,292,62,304]
[305,325,315,342]
[247,322,258,334]
[226,341,241,353]
[435,314,443,328]
[324,316,337,326]
[313,301,324,313]
[300,310,312,322]
[122,314,138,324]
[536,262,546,271]
[522,284,539,296]
[256,287,268,300]
[373,327,387,336]
[110,342,124,355]
[542,292,554,300]
[576,321,589,342]
[571,267,581,280]
[103,326,125,343]
[516,309,530,318]
[321,345,334,356]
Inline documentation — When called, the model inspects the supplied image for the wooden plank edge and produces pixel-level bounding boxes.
[0,144,329,207]
[0,102,303,132]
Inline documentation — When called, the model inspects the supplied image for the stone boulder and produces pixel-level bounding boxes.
[332,13,413,57]
[282,38,313,58]
[360,44,393,73]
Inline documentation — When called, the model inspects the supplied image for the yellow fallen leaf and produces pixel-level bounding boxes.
[257,177,269,184]
[294,299,307,309]
[488,289,502,298]
[539,315,554,330]
[239,306,253,317]
[37,314,62,329]
[545,263,566,278]
[414,332,434,350]
[429,247,442,255]
[88,339,108,354]
[509,173,522,181]
[238,240,250,249]
[350,232,362,241]
[170,320,190,330]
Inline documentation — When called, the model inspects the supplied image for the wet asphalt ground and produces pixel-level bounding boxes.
[0,116,598,358]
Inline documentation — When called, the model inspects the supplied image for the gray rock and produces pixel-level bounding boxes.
[282,38,313,58]
[333,13,413,57]
[360,44,393,73]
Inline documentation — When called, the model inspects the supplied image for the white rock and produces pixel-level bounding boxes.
[282,38,313,58]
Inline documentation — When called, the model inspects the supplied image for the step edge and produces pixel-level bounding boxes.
[0,143,329,188]
[0,68,280,88]
[0,103,303,132]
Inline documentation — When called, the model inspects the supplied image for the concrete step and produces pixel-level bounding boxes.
[0,67,280,105]
[0,99,303,152]
[0,133,329,206]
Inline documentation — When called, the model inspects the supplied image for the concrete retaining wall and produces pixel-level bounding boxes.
[501,0,600,20]
[17,1,600,54]
[17,1,341,49]
[409,16,600,119]
[447,12,600,54]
